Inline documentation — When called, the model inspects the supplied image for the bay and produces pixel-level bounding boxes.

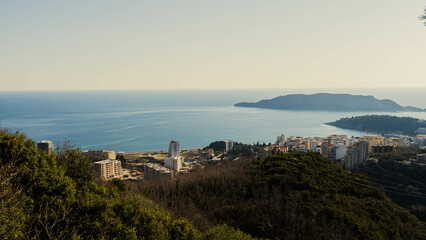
[0,88,425,152]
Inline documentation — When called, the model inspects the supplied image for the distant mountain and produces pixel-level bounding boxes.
[326,115,426,136]
[234,93,424,112]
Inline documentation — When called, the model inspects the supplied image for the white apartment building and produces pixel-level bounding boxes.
[94,159,122,180]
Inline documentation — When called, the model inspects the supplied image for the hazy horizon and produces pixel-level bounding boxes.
[1,1,426,91]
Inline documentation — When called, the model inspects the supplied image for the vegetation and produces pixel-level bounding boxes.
[235,93,424,112]
[139,151,426,239]
[3,128,425,239]
[326,115,426,136]
[360,147,426,221]
[205,141,268,158]
[0,129,251,240]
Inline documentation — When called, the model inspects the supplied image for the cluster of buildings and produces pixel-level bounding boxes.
[36,141,124,180]
[270,133,414,171]
[39,131,422,181]
[144,140,195,180]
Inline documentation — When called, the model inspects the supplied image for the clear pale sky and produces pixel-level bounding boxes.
[1,0,425,91]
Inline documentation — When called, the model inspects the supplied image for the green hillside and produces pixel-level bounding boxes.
[141,152,426,240]
[0,129,252,240]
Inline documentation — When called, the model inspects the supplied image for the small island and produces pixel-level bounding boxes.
[325,115,426,136]
[234,93,424,112]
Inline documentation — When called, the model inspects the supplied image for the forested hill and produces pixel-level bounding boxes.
[141,152,426,240]
[234,93,424,112]
[0,129,253,240]
[326,115,426,136]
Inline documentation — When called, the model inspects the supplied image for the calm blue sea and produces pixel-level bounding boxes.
[1,88,425,152]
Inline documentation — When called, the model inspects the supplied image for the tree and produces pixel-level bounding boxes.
[420,7,426,26]
[55,141,95,186]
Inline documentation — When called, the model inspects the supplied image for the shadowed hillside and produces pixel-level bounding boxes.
[138,152,426,240]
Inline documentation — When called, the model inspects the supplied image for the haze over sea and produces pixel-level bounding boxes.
[1,88,425,152]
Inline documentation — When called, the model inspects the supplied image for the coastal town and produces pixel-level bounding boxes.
[36,132,426,182]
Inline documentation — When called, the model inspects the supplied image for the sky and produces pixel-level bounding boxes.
[1,0,425,91]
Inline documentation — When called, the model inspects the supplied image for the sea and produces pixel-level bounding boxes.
[1,88,425,153]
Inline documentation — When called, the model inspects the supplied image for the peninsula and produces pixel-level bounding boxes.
[326,115,426,136]
[234,93,424,112]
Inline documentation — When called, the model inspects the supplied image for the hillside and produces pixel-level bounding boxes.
[326,115,426,136]
[138,152,426,240]
[234,93,424,112]
[0,129,253,240]
[359,147,426,222]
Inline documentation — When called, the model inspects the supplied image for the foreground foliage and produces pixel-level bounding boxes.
[140,152,426,240]
[0,129,250,240]
[363,147,426,221]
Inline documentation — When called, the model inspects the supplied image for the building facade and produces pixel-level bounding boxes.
[164,156,183,172]
[331,144,347,160]
[344,141,369,171]
[165,140,183,171]
[168,140,180,158]
[37,140,54,155]
[144,163,173,180]
[94,159,122,180]
[83,150,116,161]
[225,140,234,152]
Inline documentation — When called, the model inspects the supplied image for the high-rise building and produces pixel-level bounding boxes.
[168,140,180,158]
[345,149,359,171]
[276,134,286,145]
[225,140,234,152]
[321,144,331,158]
[344,140,369,171]
[37,140,54,155]
[331,145,346,160]
[358,141,369,164]
[165,140,183,172]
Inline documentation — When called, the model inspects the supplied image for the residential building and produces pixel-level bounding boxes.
[168,140,180,158]
[359,136,385,152]
[225,140,234,152]
[144,163,173,180]
[321,144,331,158]
[358,141,369,163]
[83,150,116,161]
[331,145,347,160]
[345,149,359,171]
[344,141,369,171]
[94,159,122,180]
[372,145,396,153]
[276,134,286,145]
[165,140,183,171]
[37,140,53,155]
[164,156,183,171]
